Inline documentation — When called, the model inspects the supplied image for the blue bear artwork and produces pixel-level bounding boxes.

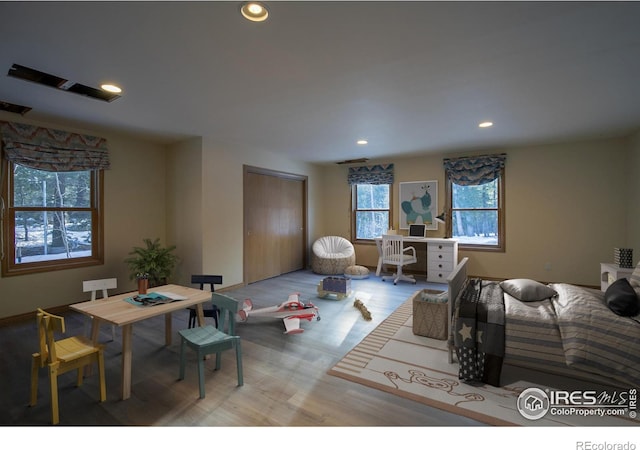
[401,182,434,226]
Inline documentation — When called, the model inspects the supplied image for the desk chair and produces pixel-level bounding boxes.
[178,293,243,399]
[187,275,222,328]
[381,234,418,285]
[30,308,106,425]
[82,278,118,340]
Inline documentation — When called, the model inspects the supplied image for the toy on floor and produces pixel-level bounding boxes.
[238,293,320,334]
[317,276,352,300]
[353,298,372,321]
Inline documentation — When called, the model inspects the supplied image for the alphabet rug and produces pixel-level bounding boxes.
[328,299,639,426]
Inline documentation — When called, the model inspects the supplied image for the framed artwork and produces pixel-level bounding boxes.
[399,180,438,230]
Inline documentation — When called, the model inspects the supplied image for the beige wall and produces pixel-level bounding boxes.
[0,114,169,318]
[0,110,636,318]
[166,137,203,285]
[167,137,322,290]
[322,136,634,286]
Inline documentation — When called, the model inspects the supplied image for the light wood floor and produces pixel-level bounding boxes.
[0,269,483,426]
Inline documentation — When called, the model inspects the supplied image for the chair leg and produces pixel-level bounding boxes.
[197,354,206,399]
[76,366,84,386]
[215,351,222,371]
[30,354,40,407]
[48,365,60,425]
[212,307,219,329]
[97,351,107,402]
[188,309,196,329]
[236,340,243,386]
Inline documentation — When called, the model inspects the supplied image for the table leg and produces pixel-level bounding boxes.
[90,318,101,345]
[195,303,205,327]
[121,324,133,400]
[165,313,172,346]
[85,318,102,376]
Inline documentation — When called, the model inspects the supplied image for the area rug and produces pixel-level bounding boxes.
[328,299,639,426]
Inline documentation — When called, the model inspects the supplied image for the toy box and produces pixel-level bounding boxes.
[317,276,351,300]
[410,289,448,340]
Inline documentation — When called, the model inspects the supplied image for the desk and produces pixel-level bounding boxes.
[70,284,211,400]
[374,237,458,282]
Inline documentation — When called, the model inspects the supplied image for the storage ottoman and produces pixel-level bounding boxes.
[410,289,448,340]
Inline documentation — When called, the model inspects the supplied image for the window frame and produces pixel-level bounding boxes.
[445,167,505,252]
[351,183,393,243]
[1,161,105,276]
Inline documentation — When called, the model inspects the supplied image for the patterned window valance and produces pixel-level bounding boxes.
[347,163,394,185]
[443,154,506,186]
[0,121,110,171]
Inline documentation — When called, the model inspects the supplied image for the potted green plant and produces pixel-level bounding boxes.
[124,238,179,287]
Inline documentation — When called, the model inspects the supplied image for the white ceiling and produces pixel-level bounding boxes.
[1,1,640,164]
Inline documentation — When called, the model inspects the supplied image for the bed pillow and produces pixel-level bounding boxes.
[499,279,557,302]
[604,278,640,317]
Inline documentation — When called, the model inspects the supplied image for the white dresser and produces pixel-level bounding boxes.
[426,238,458,283]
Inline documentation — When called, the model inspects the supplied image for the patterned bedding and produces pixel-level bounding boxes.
[549,283,640,387]
[454,279,505,387]
[455,280,640,388]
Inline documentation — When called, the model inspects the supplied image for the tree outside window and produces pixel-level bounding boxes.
[451,178,499,246]
[444,154,505,251]
[2,162,104,276]
[353,183,391,240]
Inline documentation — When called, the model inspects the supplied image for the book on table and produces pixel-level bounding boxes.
[127,291,187,306]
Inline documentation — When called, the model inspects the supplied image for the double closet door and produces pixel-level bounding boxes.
[244,166,307,284]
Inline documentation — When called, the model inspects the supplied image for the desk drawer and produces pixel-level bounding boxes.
[428,242,455,252]
[427,250,455,264]
[428,260,454,273]
[427,270,451,283]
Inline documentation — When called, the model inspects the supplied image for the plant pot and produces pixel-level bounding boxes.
[138,278,148,295]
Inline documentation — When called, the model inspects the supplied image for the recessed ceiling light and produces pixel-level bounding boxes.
[479,121,493,128]
[240,2,269,22]
[101,84,122,94]
[357,139,368,145]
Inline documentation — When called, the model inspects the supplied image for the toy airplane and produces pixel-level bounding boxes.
[237,293,320,334]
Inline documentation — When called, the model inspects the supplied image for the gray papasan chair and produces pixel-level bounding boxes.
[311,236,356,275]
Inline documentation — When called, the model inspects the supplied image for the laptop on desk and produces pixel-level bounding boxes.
[408,223,426,238]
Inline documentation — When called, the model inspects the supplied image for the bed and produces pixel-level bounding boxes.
[446,257,640,388]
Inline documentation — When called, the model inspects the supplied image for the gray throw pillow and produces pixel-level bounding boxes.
[605,278,640,317]
[500,279,557,302]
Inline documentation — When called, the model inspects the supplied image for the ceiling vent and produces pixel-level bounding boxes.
[7,64,121,102]
[336,158,369,165]
[0,100,32,115]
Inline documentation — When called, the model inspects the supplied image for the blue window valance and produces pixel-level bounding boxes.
[0,121,110,172]
[443,154,506,186]
[347,163,394,185]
